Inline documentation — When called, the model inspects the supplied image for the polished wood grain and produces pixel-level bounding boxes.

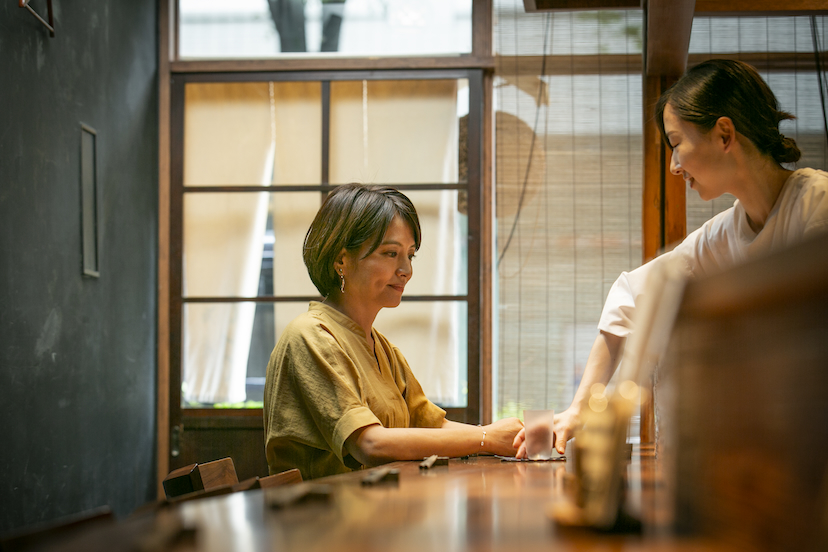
[197,458,239,490]
[258,468,303,488]
[43,451,744,552]
[162,457,239,499]
[168,453,727,552]
[0,507,114,552]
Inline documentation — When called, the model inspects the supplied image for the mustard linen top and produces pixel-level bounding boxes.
[263,301,446,480]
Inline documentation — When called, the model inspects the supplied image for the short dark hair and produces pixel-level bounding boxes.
[655,59,801,164]
[303,184,421,297]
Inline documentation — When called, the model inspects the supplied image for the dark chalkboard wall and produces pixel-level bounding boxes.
[0,1,158,532]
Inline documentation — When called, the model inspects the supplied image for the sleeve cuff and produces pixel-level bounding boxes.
[597,272,636,338]
[332,406,381,463]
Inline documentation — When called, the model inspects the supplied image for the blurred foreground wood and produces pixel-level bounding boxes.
[662,232,828,552]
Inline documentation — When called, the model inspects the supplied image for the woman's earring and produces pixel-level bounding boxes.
[339,269,345,293]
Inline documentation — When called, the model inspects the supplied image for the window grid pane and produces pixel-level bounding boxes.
[178,75,475,410]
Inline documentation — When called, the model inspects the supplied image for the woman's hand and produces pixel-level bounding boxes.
[514,407,583,459]
[551,406,582,455]
[514,331,623,458]
[482,417,524,457]
[513,427,527,458]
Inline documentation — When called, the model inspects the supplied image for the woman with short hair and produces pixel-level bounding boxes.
[264,183,523,480]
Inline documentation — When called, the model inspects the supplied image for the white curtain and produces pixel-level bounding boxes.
[182,79,464,406]
[182,82,274,404]
[327,79,464,405]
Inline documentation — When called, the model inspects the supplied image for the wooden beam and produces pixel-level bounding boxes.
[481,68,494,425]
[696,0,828,16]
[473,0,493,59]
[641,0,690,437]
[497,54,642,76]
[523,0,640,11]
[641,74,677,444]
[646,0,695,77]
[642,75,667,264]
[156,0,173,500]
[664,155,687,248]
[524,0,828,14]
[171,56,494,74]
[475,0,494,425]
[496,52,821,77]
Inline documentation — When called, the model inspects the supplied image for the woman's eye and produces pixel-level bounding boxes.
[386,251,397,257]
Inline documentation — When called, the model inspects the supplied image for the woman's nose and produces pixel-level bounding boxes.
[669,151,682,175]
[397,260,412,279]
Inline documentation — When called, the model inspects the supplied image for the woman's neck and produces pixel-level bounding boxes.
[324,295,378,343]
[730,146,792,233]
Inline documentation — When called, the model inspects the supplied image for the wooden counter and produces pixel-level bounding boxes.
[36,449,735,552]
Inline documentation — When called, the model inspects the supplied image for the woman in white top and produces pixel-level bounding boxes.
[515,59,828,457]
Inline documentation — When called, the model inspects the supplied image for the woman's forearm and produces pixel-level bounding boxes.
[346,426,480,467]
[345,418,523,467]
[569,331,625,412]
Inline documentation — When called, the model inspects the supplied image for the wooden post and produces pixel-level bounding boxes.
[156,0,174,499]
[640,0,694,443]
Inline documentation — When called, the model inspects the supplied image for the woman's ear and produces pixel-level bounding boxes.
[715,116,737,153]
[333,248,348,274]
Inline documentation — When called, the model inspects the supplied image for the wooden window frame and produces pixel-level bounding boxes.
[169,67,485,415]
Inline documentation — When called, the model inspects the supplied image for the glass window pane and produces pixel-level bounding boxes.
[178,75,477,414]
[181,301,468,408]
[183,192,320,297]
[375,301,468,407]
[184,81,322,187]
[182,301,310,407]
[183,190,464,298]
[271,193,325,295]
[329,79,466,185]
[183,300,466,408]
[179,0,472,59]
[403,190,468,297]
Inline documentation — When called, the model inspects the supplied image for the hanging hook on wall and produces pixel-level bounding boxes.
[19,0,55,37]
